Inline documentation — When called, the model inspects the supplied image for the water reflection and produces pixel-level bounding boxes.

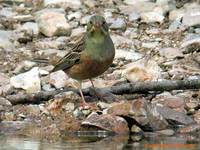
[0,133,200,150]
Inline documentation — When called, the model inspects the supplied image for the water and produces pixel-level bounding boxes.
[0,133,199,150]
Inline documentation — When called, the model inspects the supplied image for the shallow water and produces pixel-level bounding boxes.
[0,132,200,150]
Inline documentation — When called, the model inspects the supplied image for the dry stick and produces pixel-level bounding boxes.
[6,79,200,105]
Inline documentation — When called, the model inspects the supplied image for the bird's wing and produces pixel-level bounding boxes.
[52,34,86,72]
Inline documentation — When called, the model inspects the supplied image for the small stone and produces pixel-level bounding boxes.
[181,35,200,54]
[142,42,159,49]
[97,102,111,110]
[80,15,92,25]
[62,102,75,112]
[4,112,17,121]
[182,9,200,27]
[123,59,161,82]
[109,18,126,31]
[10,67,41,93]
[35,8,71,37]
[169,9,185,20]
[178,124,200,134]
[0,30,15,51]
[26,105,41,116]
[131,125,143,134]
[44,0,82,8]
[158,47,183,59]
[71,27,85,37]
[129,12,140,22]
[21,22,39,36]
[14,60,37,74]
[67,11,82,20]
[115,49,143,61]
[141,12,164,23]
[0,97,12,106]
[49,70,69,89]
[156,129,175,136]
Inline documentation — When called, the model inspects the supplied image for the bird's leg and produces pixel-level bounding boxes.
[89,79,105,100]
[78,81,91,109]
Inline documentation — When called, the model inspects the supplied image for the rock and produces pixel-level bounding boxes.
[111,34,134,48]
[0,73,10,86]
[129,12,140,22]
[83,0,97,8]
[142,42,159,49]
[26,105,41,116]
[152,93,185,112]
[10,67,41,93]
[0,30,15,51]
[124,0,150,5]
[14,27,33,43]
[0,7,17,18]
[44,0,82,8]
[107,100,168,131]
[35,8,71,37]
[178,124,200,134]
[181,35,200,54]
[21,22,39,37]
[182,9,200,27]
[62,102,75,112]
[131,125,143,134]
[156,129,175,136]
[141,12,164,23]
[13,60,37,74]
[109,18,126,31]
[0,97,12,106]
[158,47,183,59]
[67,11,82,21]
[80,15,92,25]
[115,49,143,61]
[71,27,85,37]
[82,112,129,134]
[123,59,162,82]
[169,9,185,20]
[49,70,69,89]
[4,112,17,121]
[156,105,195,125]
[97,102,111,110]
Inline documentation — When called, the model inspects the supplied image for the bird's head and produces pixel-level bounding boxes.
[87,15,109,36]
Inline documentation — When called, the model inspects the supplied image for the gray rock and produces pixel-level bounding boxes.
[0,97,12,106]
[82,112,129,133]
[109,18,126,31]
[14,28,33,43]
[0,30,15,51]
[21,22,39,36]
[156,105,195,125]
[49,70,69,89]
[142,42,159,49]
[0,73,10,86]
[182,9,200,27]
[44,0,82,8]
[71,27,85,37]
[159,47,183,59]
[115,49,143,61]
[67,11,82,21]
[10,67,41,93]
[26,105,41,116]
[129,12,140,22]
[181,34,200,53]
[169,9,185,21]
[35,8,71,37]
[80,15,92,25]
[0,7,17,18]
[141,12,164,23]
[124,0,150,5]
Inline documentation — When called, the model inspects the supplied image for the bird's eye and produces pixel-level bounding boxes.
[102,21,106,25]
[89,21,93,24]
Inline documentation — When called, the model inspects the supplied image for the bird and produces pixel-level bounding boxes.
[35,15,115,108]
